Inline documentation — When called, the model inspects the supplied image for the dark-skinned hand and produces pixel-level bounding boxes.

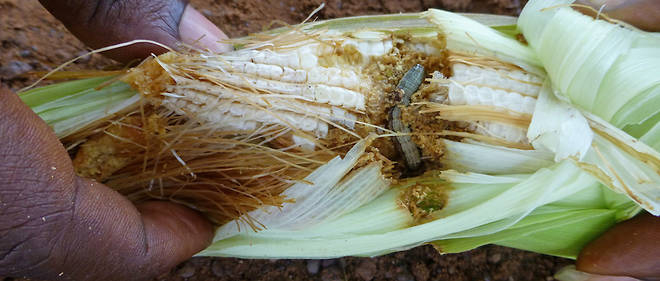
[1,0,228,280]
[0,0,658,281]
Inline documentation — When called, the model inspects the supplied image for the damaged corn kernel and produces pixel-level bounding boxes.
[73,18,548,224]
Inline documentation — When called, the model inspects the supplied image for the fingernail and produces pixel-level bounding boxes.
[178,6,232,53]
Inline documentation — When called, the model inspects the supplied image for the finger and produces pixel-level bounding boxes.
[575,0,660,31]
[0,86,80,278]
[0,86,213,281]
[52,178,213,281]
[137,200,214,267]
[179,5,231,53]
[38,0,231,63]
[576,213,660,280]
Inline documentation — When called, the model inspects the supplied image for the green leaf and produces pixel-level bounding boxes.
[431,180,637,258]
[18,76,115,108]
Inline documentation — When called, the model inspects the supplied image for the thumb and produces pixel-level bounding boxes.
[576,213,660,280]
[137,200,216,269]
[48,178,215,281]
[39,0,231,63]
[575,0,660,31]
[17,173,215,281]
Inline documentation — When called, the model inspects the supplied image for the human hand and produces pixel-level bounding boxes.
[575,0,660,31]
[38,0,232,63]
[568,1,660,280]
[0,1,231,280]
[575,213,660,281]
[0,85,214,281]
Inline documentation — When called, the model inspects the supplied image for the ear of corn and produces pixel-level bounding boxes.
[520,0,660,215]
[18,1,657,260]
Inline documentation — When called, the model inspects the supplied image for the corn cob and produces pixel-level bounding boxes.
[22,2,660,260]
[128,43,544,151]
[87,16,550,224]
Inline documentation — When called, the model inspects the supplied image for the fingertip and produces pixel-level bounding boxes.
[576,213,660,279]
[52,180,214,280]
[178,6,233,53]
[574,0,660,31]
[138,200,215,247]
[137,201,214,270]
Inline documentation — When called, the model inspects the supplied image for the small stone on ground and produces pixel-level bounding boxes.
[306,259,320,274]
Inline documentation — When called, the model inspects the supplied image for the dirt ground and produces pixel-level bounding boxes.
[1,0,574,280]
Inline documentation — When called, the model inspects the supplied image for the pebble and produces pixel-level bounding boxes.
[14,32,29,47]
[395,271,415,281]
[306,259,320,274]
[411,262,430,281]
[211,260,224,277]
[488,253,502,264]
[176,264,195,278]
[0,60,32,78]
[320,265,342,281]
[19,49,31,57]
[74,51,92,64]
[49,28,60,39]
[55,49,70,61]
[448,266,456,274]
[339,258,347,269]
[355,260,377,281]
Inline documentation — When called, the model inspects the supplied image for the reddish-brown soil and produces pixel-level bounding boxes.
[1,0,573,280]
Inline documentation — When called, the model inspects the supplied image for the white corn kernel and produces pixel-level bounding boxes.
[451,63,542,97]
[346,39,393,57]
[439,63,543,145]
[292,134,316,150]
